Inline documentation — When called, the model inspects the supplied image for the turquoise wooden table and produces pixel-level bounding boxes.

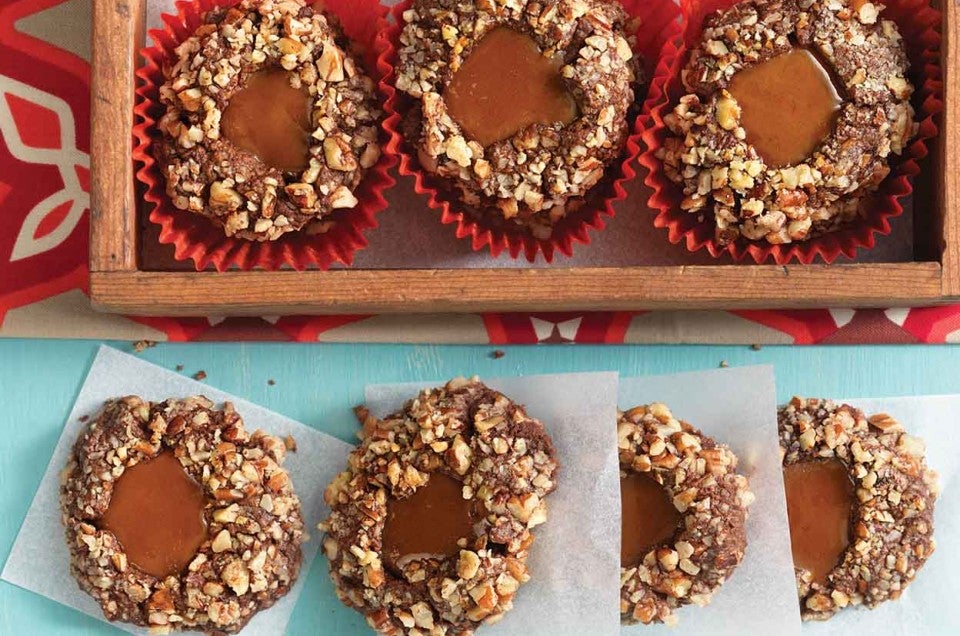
[2,339,958,634]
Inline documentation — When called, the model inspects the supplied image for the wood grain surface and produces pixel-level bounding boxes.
[90,0,141,272]
[89,263,945,315]
[940,0,959,295]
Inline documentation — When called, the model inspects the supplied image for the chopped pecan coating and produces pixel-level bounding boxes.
[154,0,381,241]
[61,396,305,634]
[779,397,938,620]
[321,378,559,635]
[618,403,753,626]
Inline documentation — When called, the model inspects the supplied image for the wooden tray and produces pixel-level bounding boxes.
[89,0,959,316]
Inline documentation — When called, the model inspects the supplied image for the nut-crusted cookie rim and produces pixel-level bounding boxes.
[321,378,560,634]
[617,402,752,626]
[60,395,306,634]
[778,396,939,620]
[639,0,943,264]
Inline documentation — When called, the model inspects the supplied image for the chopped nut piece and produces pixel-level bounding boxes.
[221,559,250,596]
[328,185,359,209]
[317,43,345,82]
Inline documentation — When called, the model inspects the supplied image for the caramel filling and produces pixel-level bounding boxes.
[381,473,476,575]
[444,27,578,147]
[783,459,854,585]
[221,68,312,172]
[100,451,208,578]
[620,472,682,566]
[727,48,843,168]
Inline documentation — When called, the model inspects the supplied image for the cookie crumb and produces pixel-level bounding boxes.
[491,349,505,359]
[193,370,207,381]
[284,435,297,452]
[78,415,89,423]
[132,340,156,353]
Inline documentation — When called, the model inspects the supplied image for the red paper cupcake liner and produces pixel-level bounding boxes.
[379,0,682,263]
[133,0,396,272]
[639,0,943,264]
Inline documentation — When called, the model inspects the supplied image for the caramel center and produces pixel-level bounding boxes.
[783,459,854,585]
[381,473,475,575]
[221,68,312,172]
[620,472,682,566]
[100,451,208,578]
[444,27,578,147]
[727,48,843,168]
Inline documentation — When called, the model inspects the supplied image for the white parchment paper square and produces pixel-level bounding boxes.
[801,395,959,636]
[365,372,621,636]
[1,345,353,635]
[619,366,801,636]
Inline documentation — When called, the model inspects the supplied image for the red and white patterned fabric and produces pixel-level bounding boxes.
[2,0,958,344]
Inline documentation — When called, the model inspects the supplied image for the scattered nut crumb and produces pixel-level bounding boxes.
[491,350,505,359]
[193,370,207,381]
[132,340,156,353]
[750,344,762,351]
[353,405,370,424]
[268,379,276,386]
[176,364,184,372]
[284,435,297,452]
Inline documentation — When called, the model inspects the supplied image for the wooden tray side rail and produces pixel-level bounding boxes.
[91,0,142,273]
[940,0,959,296]
[89,0,960,316]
